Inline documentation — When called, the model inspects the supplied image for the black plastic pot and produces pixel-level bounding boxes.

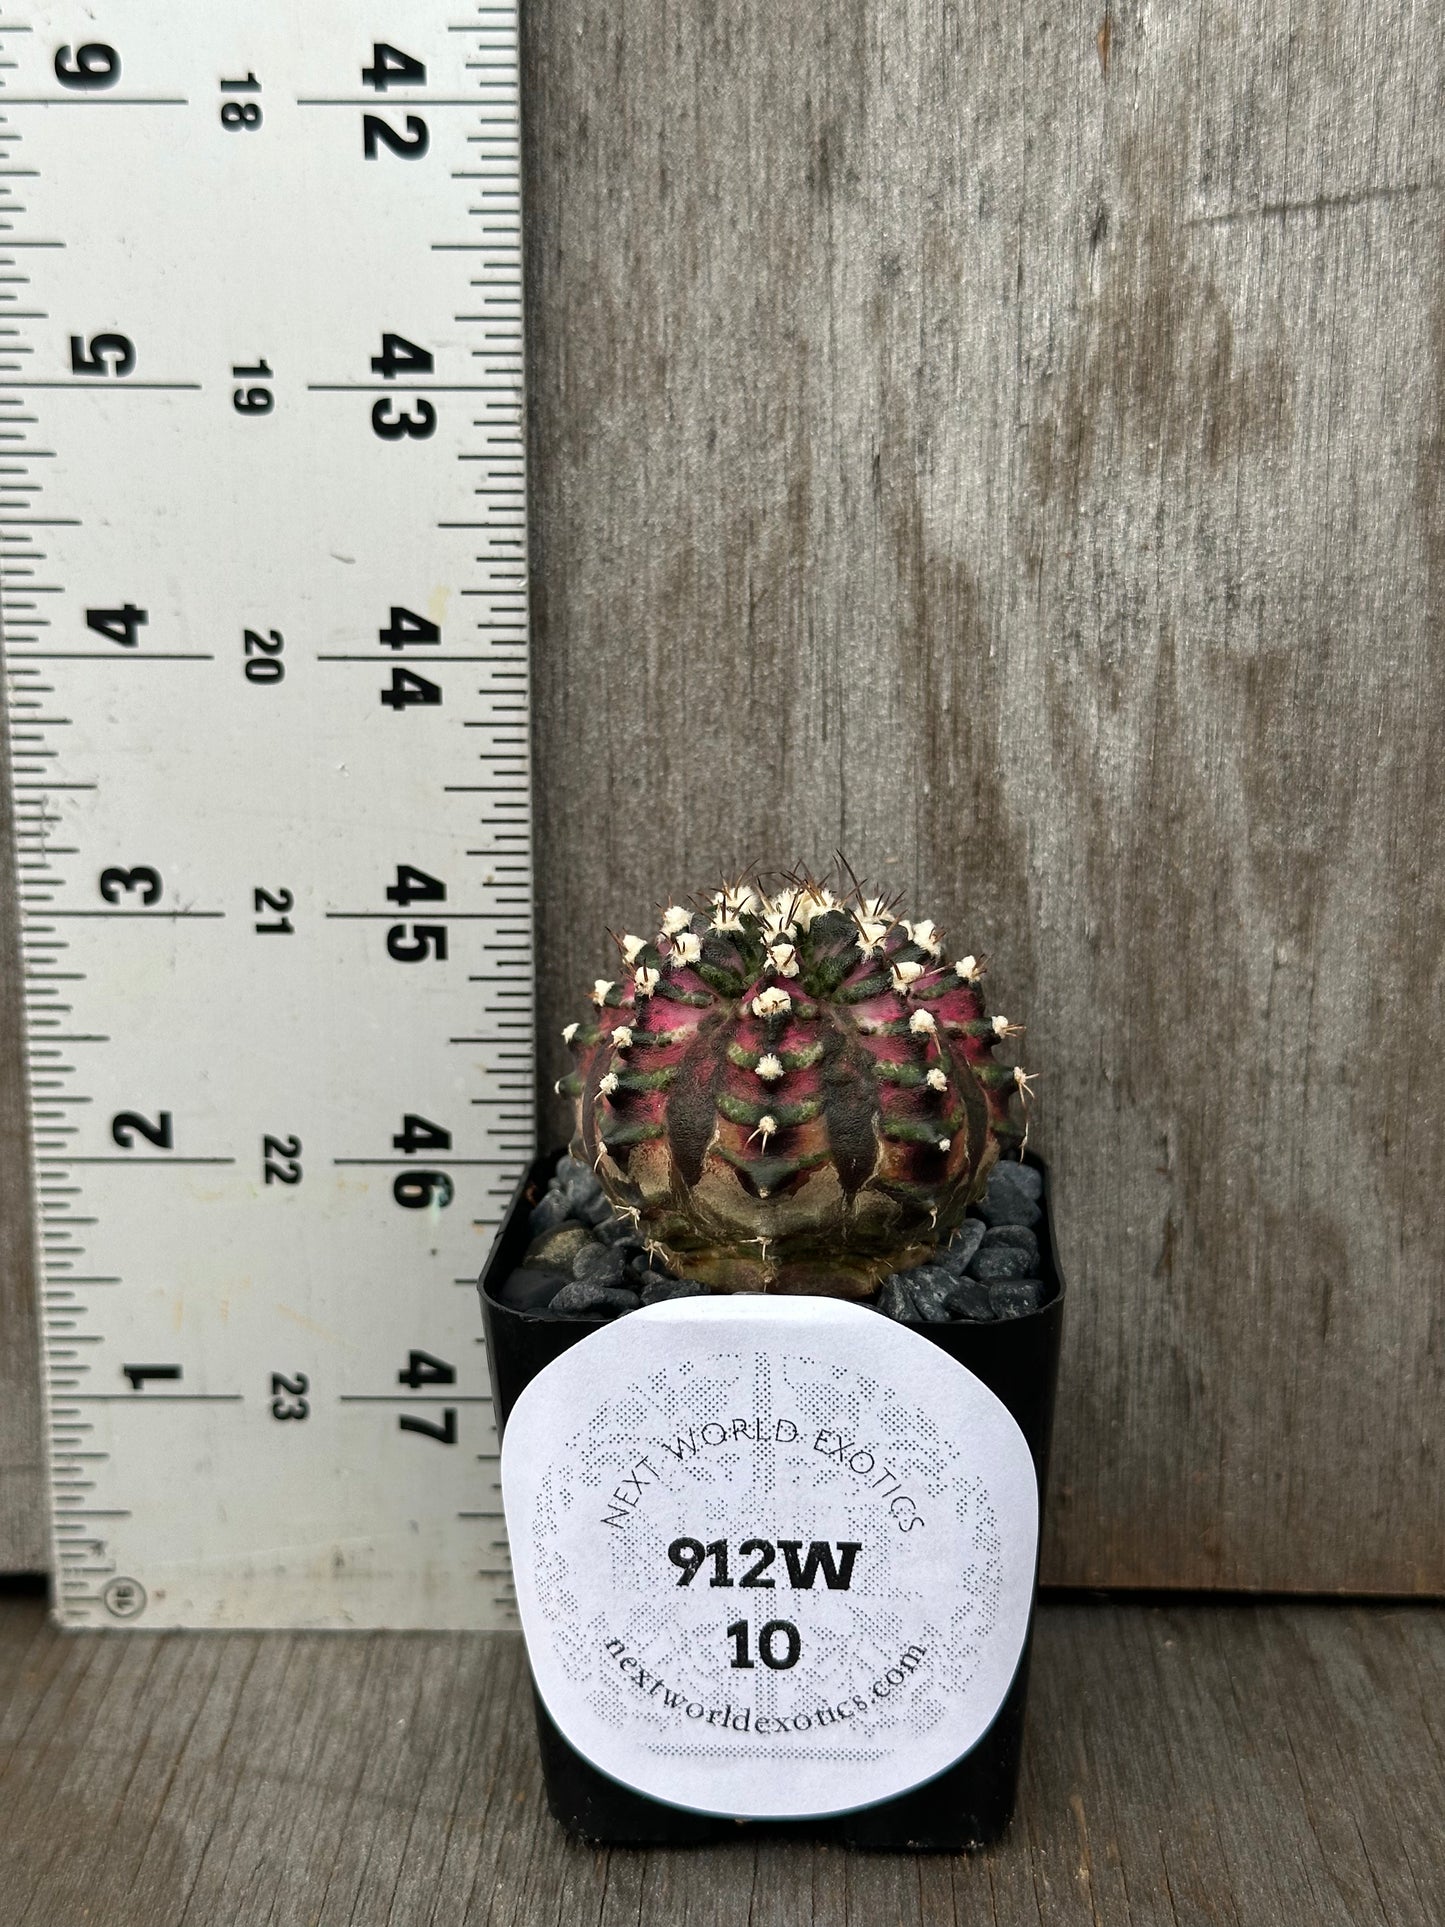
[479,1150,1065,1851]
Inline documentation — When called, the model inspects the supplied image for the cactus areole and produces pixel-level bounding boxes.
[558,872,1032,1296]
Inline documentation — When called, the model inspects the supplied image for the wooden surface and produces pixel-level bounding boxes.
[5,0,1445,1592]
[0,1591,1436,1925]
[521,0,1445,1592]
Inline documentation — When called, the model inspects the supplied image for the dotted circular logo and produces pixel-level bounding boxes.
[502,1296,1038,1821]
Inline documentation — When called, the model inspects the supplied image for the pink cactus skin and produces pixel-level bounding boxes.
[557,875,1029,1297]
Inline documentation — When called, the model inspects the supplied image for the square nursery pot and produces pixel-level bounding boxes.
[479,1149,1065,1852]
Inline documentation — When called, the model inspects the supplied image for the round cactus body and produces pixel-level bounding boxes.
[558,874,1031,1297]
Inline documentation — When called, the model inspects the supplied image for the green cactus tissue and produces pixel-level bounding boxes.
[556,870,1033,1296]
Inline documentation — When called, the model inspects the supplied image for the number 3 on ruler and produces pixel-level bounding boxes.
[99,865,161,904]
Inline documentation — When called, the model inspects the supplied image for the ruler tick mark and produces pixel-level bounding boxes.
[35,1157,237,1166]
[0,97,187,106]
[0,380,198,389]
[338,1395,491,1404]
[66,1395,244,1405]
[10,2,535,1631]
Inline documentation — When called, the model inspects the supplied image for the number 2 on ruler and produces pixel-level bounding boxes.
[8,3,534,1629]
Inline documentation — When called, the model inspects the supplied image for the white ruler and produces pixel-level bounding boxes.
[1,1,534,1628]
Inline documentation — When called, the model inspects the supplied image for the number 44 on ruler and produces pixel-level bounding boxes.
[2,4,536,1629]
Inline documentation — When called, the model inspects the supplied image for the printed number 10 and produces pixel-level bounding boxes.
[727,1620,801,1671]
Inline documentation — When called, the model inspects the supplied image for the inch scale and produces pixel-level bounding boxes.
[1,1,534,1628]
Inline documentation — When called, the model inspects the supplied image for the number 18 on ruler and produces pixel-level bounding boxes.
[2,2,535,1628]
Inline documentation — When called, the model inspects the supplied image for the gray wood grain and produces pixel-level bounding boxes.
[520,0,1445,1591]
[4,0,1445,1592]
[0,1596,1440,1925]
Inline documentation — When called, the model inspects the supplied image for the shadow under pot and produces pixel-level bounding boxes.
[479,1148,1065,1852]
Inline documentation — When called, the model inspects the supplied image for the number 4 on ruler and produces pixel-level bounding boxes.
[9,1,534,1631]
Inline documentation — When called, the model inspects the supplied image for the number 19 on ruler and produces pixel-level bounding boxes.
[4,3,535,1629]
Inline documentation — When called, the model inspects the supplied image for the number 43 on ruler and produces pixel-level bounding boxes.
[7,4,534,1628]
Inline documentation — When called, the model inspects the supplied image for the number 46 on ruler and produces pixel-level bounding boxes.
[5,3,535,1629]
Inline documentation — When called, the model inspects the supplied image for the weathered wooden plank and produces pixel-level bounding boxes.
[4,0,1445,1593]
[520,0,1445,1591]
[0,1598,1439,1925]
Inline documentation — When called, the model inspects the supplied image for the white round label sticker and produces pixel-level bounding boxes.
[500,1295,1039,1820]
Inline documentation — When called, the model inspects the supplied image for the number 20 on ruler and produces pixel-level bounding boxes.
[63,31,451,700]
[47,33,511,1463]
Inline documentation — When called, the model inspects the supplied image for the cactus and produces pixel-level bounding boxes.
[556,870,1032,1297]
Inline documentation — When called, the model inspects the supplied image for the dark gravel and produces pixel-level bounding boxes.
[967,1228,1039,1283]
[939,1275,996,1321]
[639,1277,710,1305]
[905,1266,960,1323]
[876,1277,917,1321]
[550,1278,641,1316]
[992,1159,1042,1203]
[592,1215,640,1248]
[976,1189,1041,1229]
[527,1188,574,1236]
[495,1153,1055,1326]
[554,1155,604,1208]
[976,1160,1042,1228]
[525,1224,593,1270]
[494,1265,568,1313]
[988,1278,1044,1317]
[972,1223,1039,1268]
[572,1242,627,1288]
[938,1218,986,1274]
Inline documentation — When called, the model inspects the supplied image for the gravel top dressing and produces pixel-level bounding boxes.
[497,1151,1055,1326]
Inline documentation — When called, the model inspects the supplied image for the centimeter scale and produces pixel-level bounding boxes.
[0,1,535,1628]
